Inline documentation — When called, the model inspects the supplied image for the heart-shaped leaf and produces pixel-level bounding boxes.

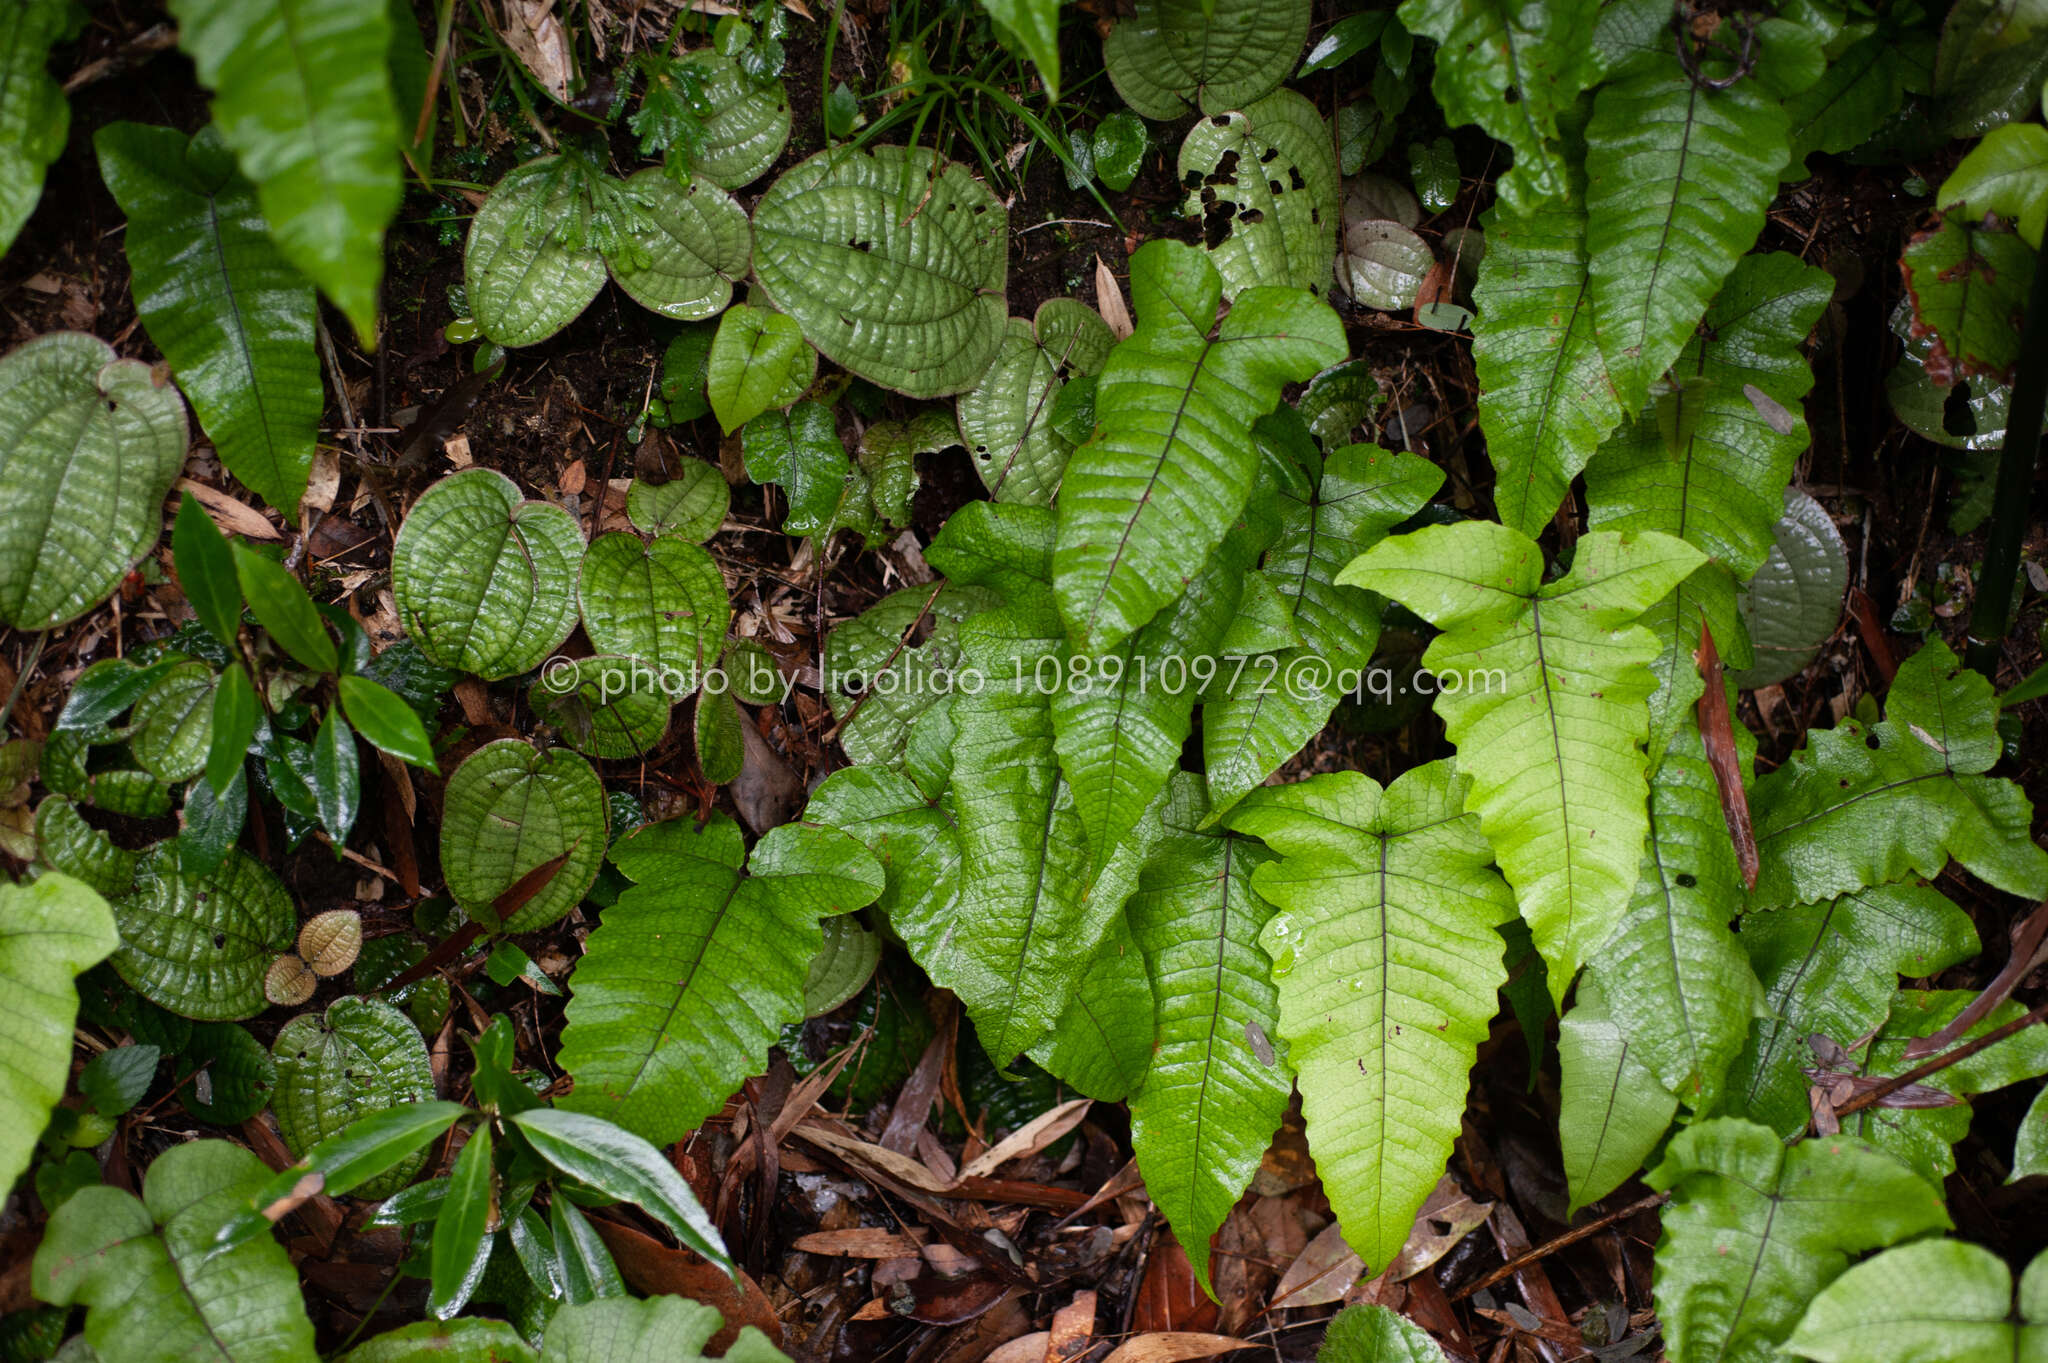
[628,465,729,543]
[465,157,608,348]
[532,656,673,761]
[440,739,607,933]
[392,469,585,681]
[1178,89,1339,298]
[110,843,297,1021]
[0,333,189,631]
[707,304,815,434]
[0,0,69,257]
[742,401,853,537]
[1339,220,1433,310]
[273,996,436,1199]
[605,167,751,321]
[680,46,792,189]
[1730,488,1847,689]
[957,298,1116,505]
[1102,0,1311,119]
[130,662,217,783]
[578,531,730,681]
[752,146,1009,398]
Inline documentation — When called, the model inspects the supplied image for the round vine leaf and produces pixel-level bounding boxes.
[0,333,189,631]
[628,464,729,543]
[440,739,607,933]
[531,656,673,761]
[605,168,751,322]
[752,146,1009,399]
[392,469,585,681]
[707,303,816,434]
[1102,0,1311,120]
[177,1021,276,1125]
[803,916,881,1017]
[1339,220,1434,310]
[465,158,608,348]
[680,47,792,189]
[578,532,731,680]
[129,662,216,783]
[1177,90,1340,298]
[957,299,1117,505]
[1343,173,1422,230]
[1731,488,1850,689]
[1092,111,1149,192]
[110,843,296,1021]
[272,996,436,1198]
[35,796,138,899]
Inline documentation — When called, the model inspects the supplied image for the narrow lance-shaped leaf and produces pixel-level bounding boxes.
[1124,776,1286,1295]
[96,123,324,519]
[216,1103,468,1256]
[168,0,401,343]
[556,818,882,1147]
[1397,0,1603,215]
[1645,1117,1951,1363]
[1228,763,1515,1272]
[1471,136,1623,539]
[1054,239,1345,650]
[1583,723,1764,1113]
[1341,523,1706,1001]
[1557,972,1678,1213]
[429,1122,494,1319]
[1584,52,1791,411]
[173,491,243,650]
[233,544,337,674]
[1747,637,2048,910]
[0,874,119,1198]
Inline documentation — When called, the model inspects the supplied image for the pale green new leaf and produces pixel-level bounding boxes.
[391,469,585,680]
[34,1140,317,1363]
[1941,122,2048,248]
[1749,637,2048,909]
[707,304,815,434]
[628,465,728,544]
[1317,1304,1449,1363]
[1204,439,1442,817]
[465,158,607,348]
[169,0,400,343]
[1125,776,1285,1294]
[440,739,608,933]
[1789,1239,2048,1363]
[1341,523,1706,1000]
[0,0,70,257]
[752,147,1008,398]
[801,767,963,969]
[1101,0,1311,120]
[273,997,435,1199]
[111,844,296,1021]
[605,167,751,321]
[1558,972,1678,1213]
[1584,724,1762,1112]
[557,818,882,1146]
[1229,763,1515,1272]
[541,1295,790,1363]
[957,299,1116,505]
[579,532,729,681]
[1397,0,1602,215]
[96,123,322,519]
[1053,239,1345,650]
[1728,883,1979,1138]
[0,874,118,1197]
[0,333,189,631]
[1470,146,1623,538]
[1177,89,1339,298]
[1585,56,1791,410]
[1645,1118,1952,1363]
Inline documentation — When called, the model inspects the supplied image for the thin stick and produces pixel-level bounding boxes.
[1446,1192,1668,1303]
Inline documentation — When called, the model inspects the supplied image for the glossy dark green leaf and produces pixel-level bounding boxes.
[203,663,258,795]
[178,765,247,876]
[550,1196,627,1305]
[79,1043,159,1117]
[273,997,437,1197]
[96,125,322,518]
[173,493,244,649]
[232,545,337,673]
[312,705,360,843]
[216,1102,469,1254]
[509,1109,732,1273]
[338,674,437,771]
[429,1124,494,1319]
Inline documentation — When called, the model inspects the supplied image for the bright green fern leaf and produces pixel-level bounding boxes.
[1584,54,1791,411]
[1053,239,1344,651]
[1470,139,1623,539]
[1583,724,1764,1113]
[1397,0,1603,215]
[1748,637,2048,910]
[558,816,883,1146]
[1229,763,1515,1273]
[1124,775,1285,1295]
[1340,522,1706,1002]
[1558,972,1678,1212]
[1789,1239,2048,1363]
[1728,883,1979,1139]
[1031,909,1155,1104]
[1645,1117,1951,1363]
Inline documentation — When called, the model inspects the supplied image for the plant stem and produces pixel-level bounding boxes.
[1965,246,2048,676]
[1829,996,2048,1123]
